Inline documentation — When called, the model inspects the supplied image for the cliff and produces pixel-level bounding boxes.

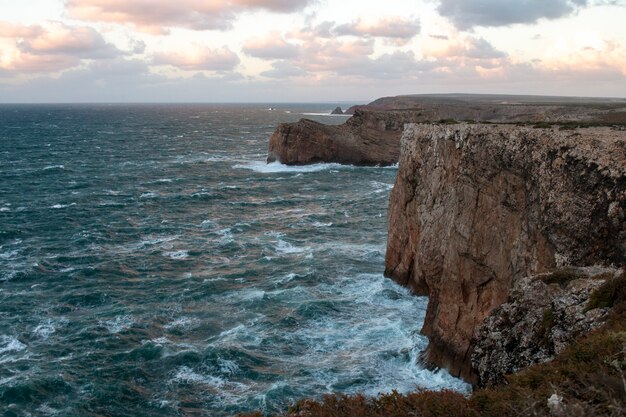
[267,109,423,166]
[268,96,626,167]
[472,266,620,387]
[384,123,626,383]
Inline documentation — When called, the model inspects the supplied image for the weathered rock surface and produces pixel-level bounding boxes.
[384,123,626,383]
[472,267,619,387]
[267,110,423,166]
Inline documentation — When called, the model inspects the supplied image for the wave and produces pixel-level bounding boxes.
[276,239,309,254]
[162,250,189,260]
[234,161,349,173]
[42,165,65,171]
[164,317,200,330]
[301,112,351,117]
[101,315,135,334]
[50,203,76,209]
[0,335,26,355]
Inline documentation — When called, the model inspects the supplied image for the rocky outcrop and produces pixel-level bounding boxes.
[267,110,424,166]
[472,267,620,387]
[330,106,344,115]
[384,123,626,383]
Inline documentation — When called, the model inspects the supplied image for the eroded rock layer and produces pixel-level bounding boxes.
[384,123,626,383]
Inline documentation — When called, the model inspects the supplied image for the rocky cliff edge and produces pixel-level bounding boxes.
[384,123,625,383]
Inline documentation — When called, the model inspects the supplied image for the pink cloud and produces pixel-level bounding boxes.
[66,0,315,33]
[17,22,118,58]
[0,21,120,74]
[153,45,240,71]
[422,34,506,61]
[2,52,79,73]
[0,22,44,38]
[242,33,299,59]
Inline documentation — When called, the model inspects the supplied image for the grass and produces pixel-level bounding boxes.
[536,308,555,350]
[539,267,584,288]
[240,271,626,417]
[512,120,626,130]
[586,271,626,311]
[436,118,460,125]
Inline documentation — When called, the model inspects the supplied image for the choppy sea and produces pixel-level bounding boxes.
[0,104,469,416]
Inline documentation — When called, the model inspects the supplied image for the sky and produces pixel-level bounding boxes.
[0,0,625,102]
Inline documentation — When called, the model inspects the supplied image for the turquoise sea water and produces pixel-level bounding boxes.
[0,104,468,416]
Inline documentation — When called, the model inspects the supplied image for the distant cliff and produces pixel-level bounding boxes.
[267,110,423,166]
[268,96,626,167]
[384,123,626,383]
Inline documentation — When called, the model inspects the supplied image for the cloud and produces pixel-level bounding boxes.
[0,21,120,73]
[153,45,240,71]
[260,60,308,78]
[334,17,421,42]
[65,0,315,33]
[295,38,375,73]
[423,35,507,61]
[0,22,44,38]
[16,22,118,59]
[436,0,590,29]
[242,33,299,59]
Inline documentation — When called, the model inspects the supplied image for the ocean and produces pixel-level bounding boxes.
[0,104,469,416]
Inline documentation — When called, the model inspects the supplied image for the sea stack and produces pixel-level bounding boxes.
[384,123,626,383]
[330,106,344,115]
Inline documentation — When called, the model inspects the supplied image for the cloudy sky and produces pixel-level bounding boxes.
[1,0,625,102]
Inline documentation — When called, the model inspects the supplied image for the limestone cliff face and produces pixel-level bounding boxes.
[472,267,619,387]
[267,110,426,166]
[384,123,626,383]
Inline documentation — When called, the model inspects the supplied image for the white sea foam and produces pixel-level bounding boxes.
[50,203,76,209]
[43,165,64,170]
[276,239,309,254]
[234,288,266,302]
[234,161,349,174]
[0,207,9,212]
[33,324,56,340]
[0,335,27,355]
[139,235,179,247]
[165,317,200,330]
[200,219,215,228]
[140,192,158,199]
[163,250,189,260]
[0,250,18,260]
[216,228,234,245]
[151,337,172,345]
[301,112,351,117]
[170,366,249,405]
[370,180,395,194]
[312,221,333,228]
[102,315,135,334]
[36,405,61,415]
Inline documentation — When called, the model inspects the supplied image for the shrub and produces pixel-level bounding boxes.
[586,271,626,311]
[540,268,584,287]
